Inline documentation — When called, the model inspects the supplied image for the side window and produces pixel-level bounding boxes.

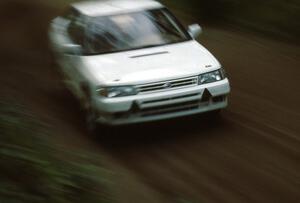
[68,19,85,46]
[62,8,85,46]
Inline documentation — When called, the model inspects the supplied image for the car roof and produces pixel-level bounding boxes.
[72,0,164,17]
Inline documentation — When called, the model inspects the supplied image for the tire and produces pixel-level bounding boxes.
[82,86,98,134]
[85,106,112,138]
[83,91,114,138]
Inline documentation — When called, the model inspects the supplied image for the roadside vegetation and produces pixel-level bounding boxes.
[14,0,299,42]
[0,102,114,203]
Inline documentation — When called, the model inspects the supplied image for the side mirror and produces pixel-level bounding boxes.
[188,24,202,38]
[62,44,82,55]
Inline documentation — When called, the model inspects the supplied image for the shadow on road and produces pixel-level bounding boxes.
[94,112,231,149]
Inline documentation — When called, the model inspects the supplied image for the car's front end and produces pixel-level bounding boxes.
[91,67,230,126]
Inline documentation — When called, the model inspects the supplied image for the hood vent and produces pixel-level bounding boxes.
[130,51,169,58]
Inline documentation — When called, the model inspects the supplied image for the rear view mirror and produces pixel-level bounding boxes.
[188,24,202,38]
[62,44,82,55]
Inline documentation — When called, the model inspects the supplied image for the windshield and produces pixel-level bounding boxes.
[83,8,191,55]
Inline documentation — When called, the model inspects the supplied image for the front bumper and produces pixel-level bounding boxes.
[93,79,230,125]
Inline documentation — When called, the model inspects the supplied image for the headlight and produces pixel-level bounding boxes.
[97,86,138,98]
[199,69,225,85]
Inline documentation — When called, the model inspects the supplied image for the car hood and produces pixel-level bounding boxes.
[81,41,221,86]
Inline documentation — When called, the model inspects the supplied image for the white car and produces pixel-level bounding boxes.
[49,0,230,130]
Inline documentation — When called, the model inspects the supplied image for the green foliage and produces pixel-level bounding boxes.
[0,102,114,203]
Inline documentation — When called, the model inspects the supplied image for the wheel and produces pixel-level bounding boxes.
[84,90,113,137]
[85,107,113,138]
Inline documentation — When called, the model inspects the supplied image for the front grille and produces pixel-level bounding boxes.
[136,76,198,94]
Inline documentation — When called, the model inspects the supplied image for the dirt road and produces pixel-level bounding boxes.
[1,1,299,203]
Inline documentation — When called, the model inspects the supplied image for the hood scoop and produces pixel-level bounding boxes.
[130,51,169,59]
